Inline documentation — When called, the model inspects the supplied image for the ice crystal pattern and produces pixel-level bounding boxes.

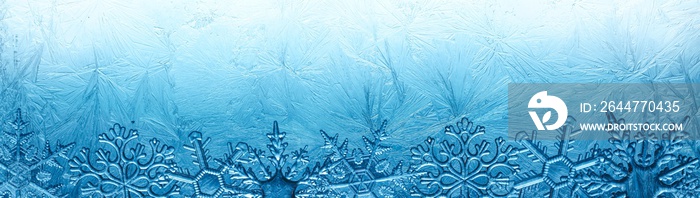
[230,121,311,197]
[410,118,518,197]
[167,121,314,198]
[513,117,607,197]
[166,130,262,198]
[68,123,177,197]
[296,121,417,197]
[171,120,417,198]
[2,109,699,197]
[0,109,74,197]
[597,113,699,197]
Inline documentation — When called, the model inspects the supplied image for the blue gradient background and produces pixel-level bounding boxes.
[0,0,698,197]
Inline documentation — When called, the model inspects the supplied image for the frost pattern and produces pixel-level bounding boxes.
[171,121,417,198]
[597,113,699,197]
[0,109,74,197]
[513,117,608,197]
[410,118,517,197]
[166,130,262,198]
[296,121,417,197]
[68,123,177,197]
[231,121,310,197]
[0,0,699,197]
[2,107,700,197]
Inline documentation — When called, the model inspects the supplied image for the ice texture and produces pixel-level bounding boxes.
[0,0,698,197]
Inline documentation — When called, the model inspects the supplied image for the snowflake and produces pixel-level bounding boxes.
[0,109,74,197]
[409,118,518,197]
[513,116,608,197]
[228,121,313,198]
[595,113,700,197]
[169,121,318,198]
[296,120,418,197]
[166,130,262,198]
[68,123,177,197]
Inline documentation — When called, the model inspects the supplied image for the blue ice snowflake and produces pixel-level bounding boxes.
[295,121,418,197]
[230,121,311,197]
[0,109,74,197]
[410,118,518,197]
[166,130,262,198]
[170,121,313,198]
[513,117,608,197]
[68,123,178,197]
[595,113,699,197]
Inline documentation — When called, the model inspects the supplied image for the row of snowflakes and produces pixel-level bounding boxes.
[0,108,698,197]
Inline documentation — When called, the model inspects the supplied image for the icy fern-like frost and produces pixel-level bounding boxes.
[173,120,418,197]
[1,107,699,197]
[234,121,311,197]
[168,121,318,198]
[0,109,74,197]
[68,123,177,197]
[596,113,699,197]
[165,130,262,198]
[296,121,418,197]
[513,117,607,197]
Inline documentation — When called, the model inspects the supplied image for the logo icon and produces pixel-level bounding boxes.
[528,91,567,130]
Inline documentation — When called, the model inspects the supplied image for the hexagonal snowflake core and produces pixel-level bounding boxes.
[543,157,573,186]
[196,172,222,196]
[350,172,374,193]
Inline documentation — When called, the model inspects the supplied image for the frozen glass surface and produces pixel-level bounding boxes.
[0,0,698,197]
